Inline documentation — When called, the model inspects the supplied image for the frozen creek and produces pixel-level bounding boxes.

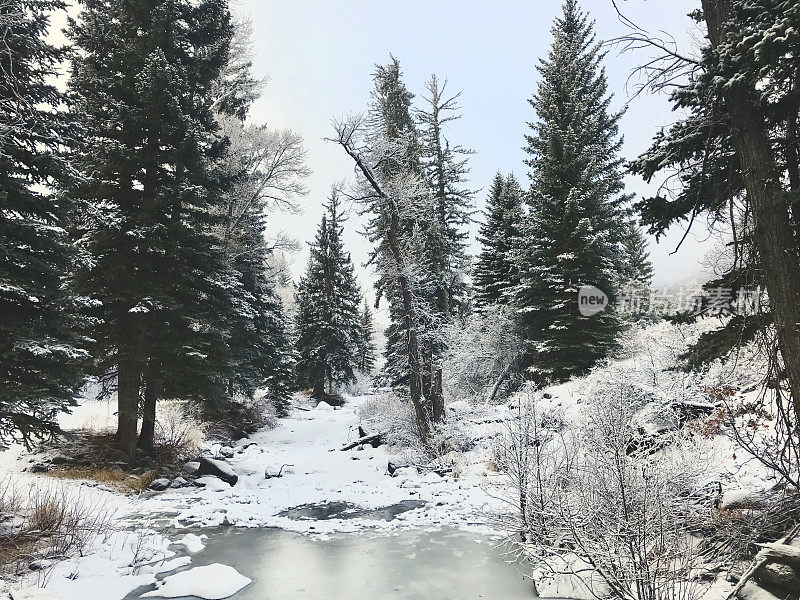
[12,394,545,599]
[122,526,536,600]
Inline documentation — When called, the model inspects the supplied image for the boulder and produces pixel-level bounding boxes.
[197,457,238,486]
[149,478,171,491]
[169,476,190,489]
[183,461,200,476]
[758,561,800,592]
[218,446,235,458]
[736,580,782,600]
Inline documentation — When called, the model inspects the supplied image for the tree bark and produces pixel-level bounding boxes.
[432,367,444,423]
[116,359,140,463]
[703,0,800,423]
[137,370,161,452]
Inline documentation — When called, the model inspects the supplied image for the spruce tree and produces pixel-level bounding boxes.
[0,0,88,446]
[355,299,377,375]
[295,193,363,396]
[621,222,653,287]
[474,172,525,307]
[366,58,423,391]
[629,0,800,374]
[416,74,474,321]
[69,0,238,459]
[515,0,628,382]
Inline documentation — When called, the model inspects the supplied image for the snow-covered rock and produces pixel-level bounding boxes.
[197,457,238,486]
[149,478,171,491]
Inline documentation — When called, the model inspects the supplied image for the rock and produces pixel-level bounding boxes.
[0,515,26,536]
[29,558,56,571]
[49,454,70,465]
[169,476,189,489]
[183,461,200,476]
[197,457,238,486]
[218,446,235,458]
[27,463,49,474]
[758,561,800,592]
[149,478,171,491]
[194,476,230,491]
[736,580,782,600]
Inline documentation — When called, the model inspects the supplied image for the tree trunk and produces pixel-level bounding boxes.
[432,367,444,423]
[334,135,432,439]
[703,0,800,423]
[116,359,140,463]
[137,371,161,452]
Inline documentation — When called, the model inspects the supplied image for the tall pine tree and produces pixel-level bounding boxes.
[355,299,377,375]
[474,172,525,307]
[514,0,628,382]
[69,0,239,459]
[0,0,88,446]
[416,74,474,321]
[295,193,363,397]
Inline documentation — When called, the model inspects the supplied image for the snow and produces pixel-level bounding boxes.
[129,393,502,536]
[0,319,787,600]
[173,533,207,553]
[141,564,251,599]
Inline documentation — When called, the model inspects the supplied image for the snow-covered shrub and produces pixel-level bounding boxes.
[501,373,708,600]
[0,479,114,580]
[204,390,278,440]
[343,371,374,397]
[442,305,525,404]
[153,402,207,463]
[357,392,426,460]
[494,387,572,544]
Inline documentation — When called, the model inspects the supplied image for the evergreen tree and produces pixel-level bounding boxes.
[355,299,377,375]
[0,0,88,446]
[514,0,628,382]
[620,221,653,287]
[474,172,525,307]
[416,74,474,321]
[295,193,363,396]
[69,0,238,459]
[629,0,800,377]
[366,58,424,391]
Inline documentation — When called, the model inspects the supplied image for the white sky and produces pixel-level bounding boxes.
[236,0,712,312]
[51,1,714,325]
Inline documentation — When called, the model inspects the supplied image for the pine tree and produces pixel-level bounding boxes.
[355,299,377,375]
[295,193,363,396]
[69,0,238,459]
[366,57,423,391]
[0,0,88,446]
[474,172,525,307]
[621,221,653,287]
[514,0,628,382]
[416,74,474,321]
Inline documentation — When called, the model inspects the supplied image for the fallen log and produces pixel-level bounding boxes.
[340,432,386,451]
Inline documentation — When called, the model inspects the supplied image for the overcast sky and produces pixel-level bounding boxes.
[53,1,712,323]
[235,0,712,314]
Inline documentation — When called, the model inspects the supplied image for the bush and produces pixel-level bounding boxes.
[499,378,708,600]
[0,479,114,580]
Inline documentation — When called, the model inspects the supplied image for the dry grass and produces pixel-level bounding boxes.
[49,467,157,493]
[0,478,115,578]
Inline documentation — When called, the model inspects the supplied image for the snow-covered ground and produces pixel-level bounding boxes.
[1,320,787,600]
[1,394,510,600]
